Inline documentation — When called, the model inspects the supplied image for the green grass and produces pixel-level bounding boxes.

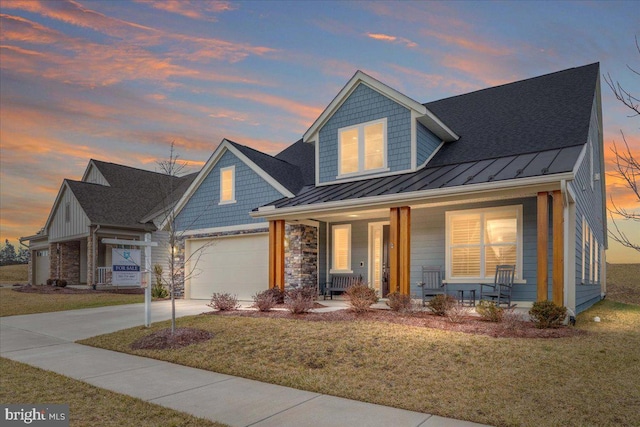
[80,300,640,427]
[0,357,227,427]
[0,264,28,283]
[0,288,144,317]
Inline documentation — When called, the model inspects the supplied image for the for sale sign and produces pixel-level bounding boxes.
[112,248,141,286]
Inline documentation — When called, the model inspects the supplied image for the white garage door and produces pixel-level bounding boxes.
[186,234,269,300]
[35,249,49,286]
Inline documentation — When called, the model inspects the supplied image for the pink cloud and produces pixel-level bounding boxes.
[134,0,236,21]
[366,32,417,48]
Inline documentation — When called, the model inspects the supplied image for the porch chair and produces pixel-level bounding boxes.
[480,265,516,307]
[417,266,447,306]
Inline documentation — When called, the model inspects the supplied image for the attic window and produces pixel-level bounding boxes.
[338,118,387,177]
[64,202,71,223]
[219,166,236,204]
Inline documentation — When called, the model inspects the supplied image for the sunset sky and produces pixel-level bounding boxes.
[1,0,638,263]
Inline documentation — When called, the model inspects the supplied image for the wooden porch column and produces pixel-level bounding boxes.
[537,192,549,301]
[389,208,399,294]
[269,220,285,290]
[389,207,411,295]
[399,206,411,295]
[552,190,564,306]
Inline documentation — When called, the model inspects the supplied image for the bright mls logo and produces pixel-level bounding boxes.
[2,404,69,426]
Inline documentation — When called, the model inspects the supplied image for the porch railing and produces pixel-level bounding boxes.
[96,267,112,285]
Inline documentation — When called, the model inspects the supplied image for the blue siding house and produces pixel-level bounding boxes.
[173,64,607,315]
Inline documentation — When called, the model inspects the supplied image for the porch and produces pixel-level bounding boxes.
[265,190,568,310]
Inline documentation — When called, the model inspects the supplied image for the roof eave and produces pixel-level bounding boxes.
[251,172,574,219]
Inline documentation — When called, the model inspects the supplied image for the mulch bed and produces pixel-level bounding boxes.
[207,308,585,339]
[12,284,144,295]
[130,327,215,350]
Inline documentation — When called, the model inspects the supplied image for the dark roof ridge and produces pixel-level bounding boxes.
[90,158,171,178]
[225,140,299,168]
[423,62,599,105]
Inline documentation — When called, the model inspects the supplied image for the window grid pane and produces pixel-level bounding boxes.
[221,169,233,201]
[364,122,384,170]
[340,128,358,174]
[333,227,350,270]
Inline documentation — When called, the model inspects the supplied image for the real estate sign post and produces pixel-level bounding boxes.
[112,248,141,285]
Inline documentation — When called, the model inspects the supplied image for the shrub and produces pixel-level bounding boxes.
[284,284,316,314]
[529,300,567,329]
[262,287,285,304]
[56,279,67,288]
[253,289,278,312]
[500,308,527,331]
[46,278,54,286]
[445,301,467,323]
[151,283,169,299]
[426,294,456,316]
[207,293,239,311]
[345,283,378,313]
[476,300,504,322]
[151,264,169,298]
[385,292,413,312]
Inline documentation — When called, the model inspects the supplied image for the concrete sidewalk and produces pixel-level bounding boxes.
[1,300,489,427]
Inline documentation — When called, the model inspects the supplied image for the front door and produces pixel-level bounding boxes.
[369,222,390,297]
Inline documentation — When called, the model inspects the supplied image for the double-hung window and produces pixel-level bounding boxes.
[219,166,235,204]
[338,118,387,176]
[446,206,522,281]
[331,224,352,273]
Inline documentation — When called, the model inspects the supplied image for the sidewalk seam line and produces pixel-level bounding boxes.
[244,394,322,427]
[146,377,236,401]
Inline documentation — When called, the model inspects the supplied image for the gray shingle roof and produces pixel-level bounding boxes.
[426,63,598,166]
[257,63,599,211]
[275,139,315,186]
[227,140,307,195]
[68,160,197,229]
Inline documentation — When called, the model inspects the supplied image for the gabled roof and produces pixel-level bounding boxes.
[303,70,458,144]
[255,63,600,215]
[43,160,196,232]
[426,63,599,166]
[171,139,314,222]
[226,140,306,194]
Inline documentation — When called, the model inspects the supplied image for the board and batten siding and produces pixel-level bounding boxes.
[48,186,90,241]
[416,122,442,166]
[83,164,109,186]
[317,83,412,183]
[175,149,284,231]
[571,97,605,312]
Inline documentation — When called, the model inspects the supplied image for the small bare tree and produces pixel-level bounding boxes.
[156,142,214,333]
[604,36,640,253]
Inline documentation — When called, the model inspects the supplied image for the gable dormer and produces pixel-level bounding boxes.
[303,71,458,185]
[81,160,109,186]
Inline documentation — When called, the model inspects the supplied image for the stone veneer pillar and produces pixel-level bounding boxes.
[285,224,318,288]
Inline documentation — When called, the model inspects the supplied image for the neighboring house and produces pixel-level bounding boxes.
[174,63,607,314]
[21,160,197,288]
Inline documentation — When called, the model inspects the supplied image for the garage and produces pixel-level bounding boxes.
[186,233,269,300]
[34,249,50,286]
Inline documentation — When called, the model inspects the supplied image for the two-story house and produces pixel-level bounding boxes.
[173,63,606,314]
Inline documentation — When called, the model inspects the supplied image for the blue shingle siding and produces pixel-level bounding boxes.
[410,199,537,299]
[318,83,411,183]
[175,150,284,231]
[416,122,441,166]
[571,98,604,309]
[321,199,537,301]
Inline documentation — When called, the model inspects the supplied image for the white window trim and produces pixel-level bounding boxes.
[337,118,388,179]
[219,165,236,205]
[330,224,352,273]
[445,205,523,283]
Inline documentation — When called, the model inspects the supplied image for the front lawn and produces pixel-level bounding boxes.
[0,288,144,317]
[0,358,226,427]
[80,300,640,427]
